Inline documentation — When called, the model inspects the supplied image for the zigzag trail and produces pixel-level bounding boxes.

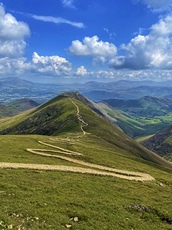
[0,98,154,182]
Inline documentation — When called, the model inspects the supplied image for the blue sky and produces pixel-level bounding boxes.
[1,0,172,83]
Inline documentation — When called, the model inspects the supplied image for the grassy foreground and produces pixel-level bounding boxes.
[0,134,172,230]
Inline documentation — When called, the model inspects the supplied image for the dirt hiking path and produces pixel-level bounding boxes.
[0,98,154,181]
[0,140,154,181]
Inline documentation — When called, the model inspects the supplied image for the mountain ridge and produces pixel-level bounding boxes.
[2,77,172,103]
[0,92,172,169]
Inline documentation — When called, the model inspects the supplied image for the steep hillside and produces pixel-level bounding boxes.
[104,96,172,117]
[142,125,172,161]
[0,92,172,169]
[0,98,39,117]
[95,102,146,138]
[102,96,172,138]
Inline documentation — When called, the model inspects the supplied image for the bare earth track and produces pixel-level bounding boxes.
[0,98,154,182]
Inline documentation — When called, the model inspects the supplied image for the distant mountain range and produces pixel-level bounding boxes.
[1,77,172,103]
[103,96,172,117]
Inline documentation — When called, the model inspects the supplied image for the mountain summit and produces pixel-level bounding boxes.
[0,92,172,169]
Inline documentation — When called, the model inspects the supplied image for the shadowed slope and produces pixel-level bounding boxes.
[0,98,39,117]
[142,125,172,161]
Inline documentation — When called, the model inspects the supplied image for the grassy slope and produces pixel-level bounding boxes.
[0,93,171,168]
[164,136,172,161]
[0,134,172,230]
[96,102,146,138]
[0,96,80,135]
[0,93,172,229]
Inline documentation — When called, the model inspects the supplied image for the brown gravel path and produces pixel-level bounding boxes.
[0,140,154,181]
[0,99,154,181]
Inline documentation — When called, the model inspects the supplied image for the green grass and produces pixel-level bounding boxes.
[0,134,172,230]
[0,135,79,166]
[0,94,171,168]
[0,98,80,135]
[0,94,172,229]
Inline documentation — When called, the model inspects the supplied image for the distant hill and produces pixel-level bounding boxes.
[142,125,172,161]
[0,77,33,87]
[82,86,172,101]
[103,96,172,117]
[1,77,172,103]
[0,91,171,169]
[83,80,172,89]
[0,77,64,103]
[0,98,39,117]
[100,96,172,139]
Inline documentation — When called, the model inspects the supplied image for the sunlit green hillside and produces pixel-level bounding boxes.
[0,92,172,230]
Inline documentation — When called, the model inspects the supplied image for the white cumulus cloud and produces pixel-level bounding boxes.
[110,14,172,70]
[32,52,72,75]
[0,57,30,75]
[0,52,72,77]
[68,36,117,63]
[75,66,87,76]
[0,4,30,57]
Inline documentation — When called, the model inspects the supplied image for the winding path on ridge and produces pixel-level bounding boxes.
[69,98,88,135]
[0,98,154,181]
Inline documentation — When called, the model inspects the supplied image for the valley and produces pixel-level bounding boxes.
[98,96,172,139]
